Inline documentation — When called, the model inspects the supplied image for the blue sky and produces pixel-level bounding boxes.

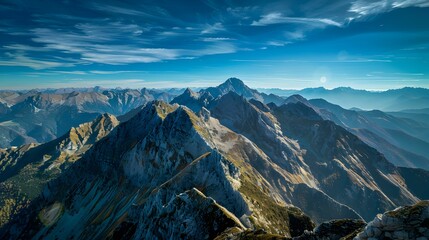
[0,0,428,90]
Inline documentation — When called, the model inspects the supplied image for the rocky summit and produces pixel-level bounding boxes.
[0,79,428,239]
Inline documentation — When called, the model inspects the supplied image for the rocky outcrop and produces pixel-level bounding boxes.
[295,219,366,240]
[136,188,245,239]
[355,201,429,239]
[215,219,365,240]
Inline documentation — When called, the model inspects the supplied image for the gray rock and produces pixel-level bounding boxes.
[355,201,429,240]
[393,230,407,239]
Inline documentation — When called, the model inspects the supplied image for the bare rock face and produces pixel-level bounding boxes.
[135,188,245,239]
[355,201,429,240]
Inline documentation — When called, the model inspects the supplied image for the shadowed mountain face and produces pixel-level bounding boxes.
[0,89,176,148]
[0,79,428,239]
[308,98,429,170]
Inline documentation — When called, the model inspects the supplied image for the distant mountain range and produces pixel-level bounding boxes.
[258,86,429,111]
[0,78,428,239]
[1,83,427,149]
[0,88,176,148]
[307,98,429,170]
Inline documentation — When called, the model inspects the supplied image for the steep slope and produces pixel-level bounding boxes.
[175,90,429,223]
[0,114,119,227]
[397,167,429,200]
[352,128,429,170]
[203,93,361,223]
[0,125,37,148]
[309,98,429,169]
[0,102,10,115]
[388,109,429,126]
[359,109,429,143]
[1,101,315,239]
[271,101,419,220]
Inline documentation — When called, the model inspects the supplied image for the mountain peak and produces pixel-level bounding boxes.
[225,77,244,86]
[151,100,178,119]
[183,87,198,98]
[68,112,119,147]
[283,94,312,107]
[218,77,247,91]
[284,94,307,103]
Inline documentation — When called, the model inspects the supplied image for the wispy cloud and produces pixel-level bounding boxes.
[349,0,429,19]
[200,37,234,42]
[49,78,148,88]
[349,1,390,16]
[75,21,145,38]
[51,71,87,75]
[3,44,51,52]
[75,43,237,64]
[89,2,181,25]
[0,52,76,69]
[90,3,146,16]
[201,22,225,34]
[284,31,305,40]
[46,78,219,89]
[0,20,237,68]
[266,41,291,47]
[231,58,392,63]
[89,70,146,74]
[251,13,342,27]
[393,0,429,8]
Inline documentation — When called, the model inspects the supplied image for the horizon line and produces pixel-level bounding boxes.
[0,84,427,93]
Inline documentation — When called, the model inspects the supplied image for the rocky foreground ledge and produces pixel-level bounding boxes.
[355,201,429,240]
[216,201,429,240]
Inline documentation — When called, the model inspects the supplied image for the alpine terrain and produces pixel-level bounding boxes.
[0,78,428,239]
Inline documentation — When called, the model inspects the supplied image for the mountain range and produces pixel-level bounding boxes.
[258,86,429,112]
[0,88,175,148]
[0,78,428,239]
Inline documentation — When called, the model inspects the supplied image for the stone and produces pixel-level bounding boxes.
[393,230,407,239]
[384,231,392,238]
[365,226,374,237]
[372,227,381,237]
[371,215,383,228]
